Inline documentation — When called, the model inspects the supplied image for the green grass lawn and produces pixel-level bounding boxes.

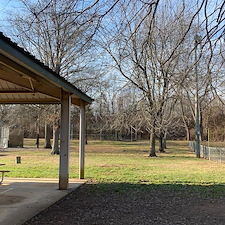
[1,139,225,195]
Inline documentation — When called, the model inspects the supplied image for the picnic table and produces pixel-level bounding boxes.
[0,164,10,184]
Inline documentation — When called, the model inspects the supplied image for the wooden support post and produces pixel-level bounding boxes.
[59,91,71,190]
[79,100,85,179]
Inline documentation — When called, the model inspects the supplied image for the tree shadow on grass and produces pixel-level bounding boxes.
[87,182,225,198]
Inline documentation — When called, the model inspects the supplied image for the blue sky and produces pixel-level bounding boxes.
[0,0,21,21]
[0,0,23,31]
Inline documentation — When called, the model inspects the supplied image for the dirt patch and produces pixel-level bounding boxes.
[23,183,225,225]
[0,195,25,205]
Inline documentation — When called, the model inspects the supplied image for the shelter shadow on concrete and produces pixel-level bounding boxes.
[0,178,86,225]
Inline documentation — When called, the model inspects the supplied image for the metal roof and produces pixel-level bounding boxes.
[0,32,93,105]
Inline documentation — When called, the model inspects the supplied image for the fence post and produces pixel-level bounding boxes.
[206,146,209,159]
[209,147,210,160]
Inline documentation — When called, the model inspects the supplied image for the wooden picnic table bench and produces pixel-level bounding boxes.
[0,170,10,184]
[0,164,10,184]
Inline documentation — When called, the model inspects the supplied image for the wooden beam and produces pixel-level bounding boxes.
[72,97,90,106]
[0,66,36,92]
[0,98,60,104]
[0,54,42,83]
[0,64,61,100]
[0,90,33,94]
[79,100,86,179]
[59,90,71,190]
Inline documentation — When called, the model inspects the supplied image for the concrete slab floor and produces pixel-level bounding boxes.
[0,178,86,225]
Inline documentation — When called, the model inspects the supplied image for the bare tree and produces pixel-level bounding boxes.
[98,0,205,156]
[5,0,121,152]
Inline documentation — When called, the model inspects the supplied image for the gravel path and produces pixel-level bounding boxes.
[23,183,225,225]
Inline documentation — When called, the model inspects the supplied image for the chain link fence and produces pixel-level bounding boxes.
[189,141,225,163]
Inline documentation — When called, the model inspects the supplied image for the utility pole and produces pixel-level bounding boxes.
[194,34,201,158]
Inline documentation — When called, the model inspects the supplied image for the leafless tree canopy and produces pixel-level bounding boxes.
[1,0,225,154]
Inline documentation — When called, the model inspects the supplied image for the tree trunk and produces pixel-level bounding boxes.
[44,122,52,149]
[135,129,138,141]
[130,126,133,142]
[163,138,167,149]
[51,126,59,154]
[186,128,190,141]
[149,127,157,157]
[115,130,118,141]
[118,131,122,141]
[200,109,203,141]
[36,118,40,148]
[70,123,74,139]
[100,129,102,141]
[85,122,88,145]
[163,130,167,149]
[159,132,165,153]
[36,133,40,148]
